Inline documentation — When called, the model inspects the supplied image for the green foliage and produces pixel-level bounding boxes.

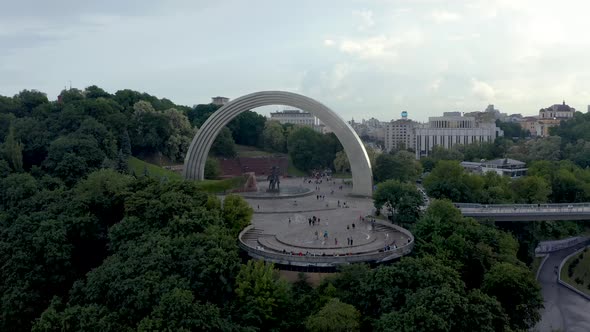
[305,298,361,332]
[2,125,24,171]
[429,145,464,161]
[222,194,253,236]
[261,120,286,153]
[415,200,519,289]
[373,180,423,224]
[287,127,342,172]
[225,110,266,147]
[496,119,528,139]
[43,135,106,186]
[210,127,237,158]
[235,260,292,330]
[511,175,551,203]
[423,160,474,202]
[204,157,222,179]
[128,156,182,181]
[482,262,543,330]
[333,150,350,173]
[374,150,422,183]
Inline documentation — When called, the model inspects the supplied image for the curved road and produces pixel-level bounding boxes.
[536,244,590,332]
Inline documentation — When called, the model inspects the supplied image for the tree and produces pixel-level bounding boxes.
[162,108,194,162]
[137,288,230,331]
[204,158,221,179]
[482,262,543,330]
[423,160,473,202]
[496,119,527,140]
[261,120,286,152]
[222,194,253,236]
[84,85,111,99]
[373,180,423,224]
[374,151,421,183]
[120,129,132,156]
[377,286,509,332]
[129,100,170,157]
[234,260,292,330]
[15,89,48,116]
[43,136,106,186]
[305,298,361,332]
[429,145,464,161]
[3,125,24,171]
[333,150,350,173]
[511,176,551,203]
[227,110,266,147]
[210,127,237,158]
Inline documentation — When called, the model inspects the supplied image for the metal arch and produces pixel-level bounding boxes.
[183,91,373,196]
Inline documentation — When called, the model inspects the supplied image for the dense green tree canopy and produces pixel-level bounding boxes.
[373,179,423,224]
[373,150,422,183]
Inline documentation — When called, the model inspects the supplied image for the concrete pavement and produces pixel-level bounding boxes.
[535,245,590,332]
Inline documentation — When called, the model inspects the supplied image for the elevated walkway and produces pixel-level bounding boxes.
[456,203,590,221]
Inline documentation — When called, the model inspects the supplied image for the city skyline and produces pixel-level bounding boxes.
[2,0,590,122]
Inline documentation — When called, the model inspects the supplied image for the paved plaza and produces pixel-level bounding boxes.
[237,177,413,265]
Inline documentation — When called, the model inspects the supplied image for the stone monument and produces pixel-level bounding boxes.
[266,166,281,192]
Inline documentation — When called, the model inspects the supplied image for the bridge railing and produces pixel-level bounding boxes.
[455,202,590,209]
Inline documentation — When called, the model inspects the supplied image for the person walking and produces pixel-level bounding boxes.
[335,238,338,245]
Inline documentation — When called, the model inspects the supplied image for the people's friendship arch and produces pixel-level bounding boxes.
[183,91,373,196]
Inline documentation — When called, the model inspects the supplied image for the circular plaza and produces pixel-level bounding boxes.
[237,177,414,269]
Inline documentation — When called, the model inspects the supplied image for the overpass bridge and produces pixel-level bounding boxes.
[455,203,590,221]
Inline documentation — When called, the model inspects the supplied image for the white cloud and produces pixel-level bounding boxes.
[353,10,374,30]
[335,30,423,60]
[430,10,461,23]
[448,33,480,41]
[471,79,495,100]
[324,39,335,46]
[429,78,442,92]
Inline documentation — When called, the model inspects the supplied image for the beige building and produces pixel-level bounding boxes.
[519,116,538,136]
[519,101,575,137]
[385,112,417,152]
[415,112,503,159]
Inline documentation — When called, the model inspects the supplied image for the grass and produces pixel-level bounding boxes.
[560,246,590,295]
[128,156,245,193]
[128,156,182,180]
[193,177,247,193]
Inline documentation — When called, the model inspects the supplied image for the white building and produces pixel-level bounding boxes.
[415,112,503,159]
[385,111,417,152]
[269,109,324,132]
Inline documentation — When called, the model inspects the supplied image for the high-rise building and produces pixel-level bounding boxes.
[211,96,229,106]
[384,111,417,152]
[414,112,503,159]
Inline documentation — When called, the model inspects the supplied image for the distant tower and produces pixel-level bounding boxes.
[211,96,229,106]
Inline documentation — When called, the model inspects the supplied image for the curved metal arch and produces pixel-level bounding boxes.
[183,91,373,196]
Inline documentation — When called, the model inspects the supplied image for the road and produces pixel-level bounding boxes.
[535,245,590,332]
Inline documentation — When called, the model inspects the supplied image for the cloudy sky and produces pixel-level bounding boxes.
[1,0,590,121]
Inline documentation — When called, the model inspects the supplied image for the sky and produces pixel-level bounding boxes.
[1,0,590,122]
